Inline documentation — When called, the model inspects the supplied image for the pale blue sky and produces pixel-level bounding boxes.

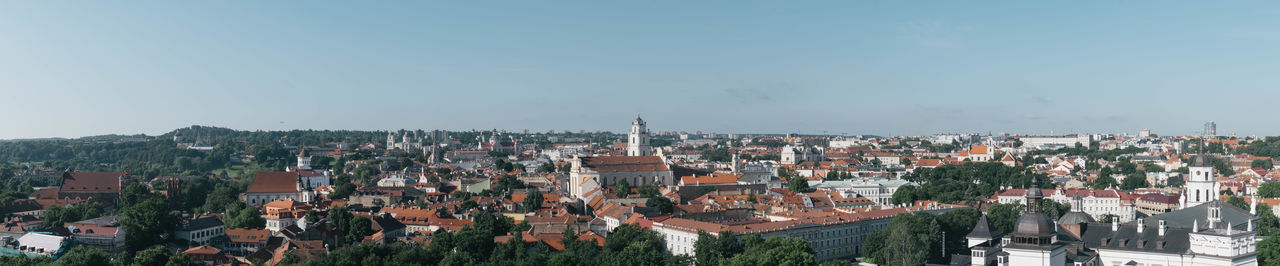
[2,2,1279,139]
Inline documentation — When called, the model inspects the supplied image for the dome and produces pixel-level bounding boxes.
[1026,186,1044,199]
[1058,211,1095,225]
[1014,212,1056,236]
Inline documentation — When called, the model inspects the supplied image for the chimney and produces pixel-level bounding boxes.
[1136,219,1145,233]
[1193,220,1199,233]
[1112,219,1119,231]
[1249,220,1255,232]
[1158,220,1167,236]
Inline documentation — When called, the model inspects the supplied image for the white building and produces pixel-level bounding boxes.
[810,179,914,207]
[1181,154,1220,209]
[780,145,824,165]
[998,188,1138,222]
[964,184,1260,266]
[1019,135,1092,149]
[243,172,314,206]
[653,205,965,262]
[626,117,652,156]
[175,215,224,246]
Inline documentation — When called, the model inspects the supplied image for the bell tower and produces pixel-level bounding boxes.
[627,116,652,156]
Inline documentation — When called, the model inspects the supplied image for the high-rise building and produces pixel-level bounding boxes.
[1204,121,1217,136]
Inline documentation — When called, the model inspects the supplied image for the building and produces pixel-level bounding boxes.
[810,179,914,207]
[1205,122,1217,136]
[652,204,965,262]
[57,171,128,207]
[1018,135,1092,149]
[627,117,653,156]
[965,145,993,161]
[243,172,313,206]
[1136,193,1180,216]
[1182,153,1220,209]
[183,245,231,265]
[958,181,1260,266]
[997,188,1138,222]
[568,156,673,199]
[69,224,125,253]
[386,130,426,151]
[221,228,271,256]
[13,232,69,257]
[780,145,824,165]
[176,215,225,247]
[263,199,310,233]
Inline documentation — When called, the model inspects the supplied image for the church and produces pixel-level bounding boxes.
[568,117,674,199]
[956,179,1259,266]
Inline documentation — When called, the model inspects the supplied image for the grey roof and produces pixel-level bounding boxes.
[1190,154,1212,168]
[1059,211,1095,225]
[181,216,224,231]
[1079,222,1192,254]
[70,215,120,227]
[967,215,1002,239]
[1013,212,1056,236]
[1137,200,1255,231]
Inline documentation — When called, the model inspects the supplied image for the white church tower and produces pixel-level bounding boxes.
[627,116,652,156]
[1181,152,1218,209]
[296,147,311,171]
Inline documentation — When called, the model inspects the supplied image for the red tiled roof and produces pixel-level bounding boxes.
[680,173,741,186]
[226,228,270,243]
[581,156,669,173]
[183,245,222,255]
[246,172,299,193]
[60,172,125,193]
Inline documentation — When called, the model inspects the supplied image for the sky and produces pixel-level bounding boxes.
[2,1,1280,139]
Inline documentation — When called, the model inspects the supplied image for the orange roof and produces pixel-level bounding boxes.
[225,228,270,243]
[182,245,222,255]
[680,173,741,186]
[970,145,989,155]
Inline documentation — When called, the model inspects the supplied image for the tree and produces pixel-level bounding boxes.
[224,204,266,229]
[134,246,175,266]
[694,231,742,266]
[122,197,180,251]
[987,202,1022,235]
[1259,182,1280,198]
[863,210,980,265]
[1040,199,1070,220]
[54,246,110,266]
[1260,234,1280,266]
[1120,173,1149,190]
[523,191,544,211]
[1099,214,1117,223]
[638,184,660,198]
[346,216,374,244]
[615,179,631,198]
[721,235,816,266]
[788,177,809,193]
[891,185,918,206]
[1092,175,1118,190]
[646,197,674,214]
[121,183,157,208]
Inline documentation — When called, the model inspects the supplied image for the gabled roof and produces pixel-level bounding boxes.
[580,156,669,173]
[247,172,300,193]
[59,172,125,193]
[966,215,1001,239]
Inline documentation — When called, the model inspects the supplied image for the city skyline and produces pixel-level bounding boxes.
[5,2,1280,138]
